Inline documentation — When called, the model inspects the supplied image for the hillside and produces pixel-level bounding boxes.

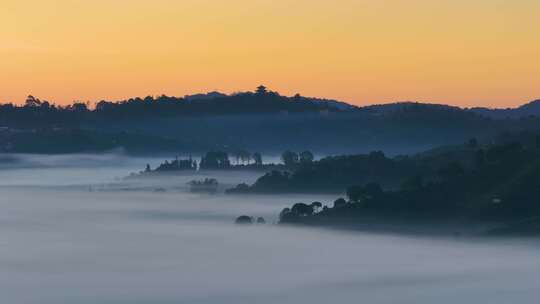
[470,100,540,119]
[0,89,539,154]
[270,135,540,235]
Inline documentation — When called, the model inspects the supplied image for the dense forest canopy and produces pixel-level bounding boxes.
[0,87,539,155]
[262,133,540,234]
[1,87,539,128]
[0,87,346,128]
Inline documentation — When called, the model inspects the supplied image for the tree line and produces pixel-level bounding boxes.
[276,135,540,233]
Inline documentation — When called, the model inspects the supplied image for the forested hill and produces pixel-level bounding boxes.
[0,88,539,154]
[470,99,540,119]
[1,88,539,128]
[273,133,540,234]
[0,86,348,128]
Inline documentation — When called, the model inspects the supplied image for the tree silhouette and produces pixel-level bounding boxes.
[253,152,263,166]
[235,215,253,225]
[200,151,231,169]
[310,201,323,213]
[333,198,347,208]
[25,95,41,107]
[299,150,314,164]
[281,150,299,167]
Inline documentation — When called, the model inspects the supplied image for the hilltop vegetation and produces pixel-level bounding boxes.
[226,144,483,194]
[127,150,287,179]
[1,88,539,154]
[0,86,340,129]
[273,134,540,234]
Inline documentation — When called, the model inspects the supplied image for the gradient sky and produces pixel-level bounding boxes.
[1,0,538,107]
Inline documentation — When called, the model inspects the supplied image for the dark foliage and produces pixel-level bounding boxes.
[278,136,540,228]
[2,90,540,155]
[155,157,197,172]
[235,216,253,225]
[199,151,231,170]
[228,150,426,193]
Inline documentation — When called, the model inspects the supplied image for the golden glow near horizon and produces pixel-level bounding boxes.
[1,0,539,107]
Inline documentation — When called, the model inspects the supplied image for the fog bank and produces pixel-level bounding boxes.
[0,154,539,303]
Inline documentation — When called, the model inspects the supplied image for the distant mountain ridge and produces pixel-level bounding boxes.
[0,87,538,155]
[182,89,357,111]
[4,87,538,119]
[360,102,461,115]
[180,92,540,119]
[357,100,540,119]
[469,99,540,119]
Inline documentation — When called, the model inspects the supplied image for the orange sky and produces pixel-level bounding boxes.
[1,0,539,108]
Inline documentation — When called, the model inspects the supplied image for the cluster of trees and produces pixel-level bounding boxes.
[235,215,267,225]
[281,150,314,167]
[131,150,280,178]
[92,86,337,118]
[0,96,92,128]
[231,151,263,166]
[127,157,197,178]
[149,157,197,172]
[229,149,315,168]
[144,149,310,173]
[278,136,540,229]
[199,151,231,170]
[0,87,339,129]
[5,90,540,155]
[227,150,422,194]
[198,151,268,170]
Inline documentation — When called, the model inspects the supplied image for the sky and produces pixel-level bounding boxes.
[1,0,539,108]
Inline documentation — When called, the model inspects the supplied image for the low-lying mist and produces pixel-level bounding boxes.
[0,154,539,304]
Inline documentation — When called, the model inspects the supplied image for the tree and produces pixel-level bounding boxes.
[238,150,251,165]
[235,215,253,225]
[40,100,51,109]
[253,152,263,166]
[25,95,41,107]
[69,102,88,112]
[299,150,314,164]
[333,198,347,208]
[200,151,231,169]
[281,150,299,167]
[279,208,291,220]
[310,201,323,213]
[232,151,241,165]
[291,203,314,216]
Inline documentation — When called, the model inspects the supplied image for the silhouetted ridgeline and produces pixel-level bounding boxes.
[470,99,540,119]
[0,87,344,128]
[0,88,539,154]
[127,151,288,179]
